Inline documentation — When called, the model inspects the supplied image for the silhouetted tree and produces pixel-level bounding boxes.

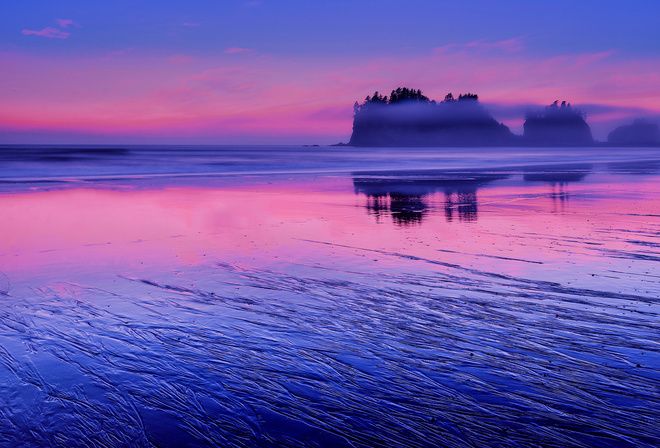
[523,100,592,145]
[389,87,430,104]
[368,91,387,103]
[458,93,479,101]
[349,86,514,146]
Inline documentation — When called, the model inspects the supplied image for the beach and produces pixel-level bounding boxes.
[0,145,658,447]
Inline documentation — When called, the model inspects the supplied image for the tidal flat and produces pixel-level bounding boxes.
[0,146,658,447]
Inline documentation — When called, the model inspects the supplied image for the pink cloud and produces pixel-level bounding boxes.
[464,37,526,52]
[56,19,80,28]
[434,37,526,54]
[182,22,199,27]
[22,27,70,39]
[2,45,660,143]
[225,47,256,55]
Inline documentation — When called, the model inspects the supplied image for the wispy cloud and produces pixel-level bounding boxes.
[22,27,70,39]
[56,19,80,29]
[225,47,256,55]
[22,19,79,39]
[434,37,526,54]
[182,22,199,27]
[2,42,659,143]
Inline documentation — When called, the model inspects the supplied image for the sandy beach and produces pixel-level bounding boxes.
[0,146,659,447]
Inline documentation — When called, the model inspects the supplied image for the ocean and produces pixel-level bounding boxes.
[0,145,658,447]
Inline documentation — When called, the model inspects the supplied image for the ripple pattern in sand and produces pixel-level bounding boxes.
[0,247,658,448]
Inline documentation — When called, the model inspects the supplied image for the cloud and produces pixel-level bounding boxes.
[22,27,70,39]
[434,37,526,54]
[482,101,539,121]
[56,19,80,29]
[182,22,199,27]
[3,40,660,144]
[22,19,78,39]
[225,47,256,55]
[305,105,353,122]
[464,37,526,52]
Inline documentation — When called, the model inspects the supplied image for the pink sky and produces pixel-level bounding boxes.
[2,39,660,144]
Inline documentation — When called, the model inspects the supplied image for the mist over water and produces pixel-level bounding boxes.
[0,145,659,447]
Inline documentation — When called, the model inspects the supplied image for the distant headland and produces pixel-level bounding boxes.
[344,87,659,147]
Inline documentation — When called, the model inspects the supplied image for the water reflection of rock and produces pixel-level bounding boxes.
[444,190,478,222]
[523,164,591,213]
[522,171,588,184]
[364,194,426,225]
[353,170,507,225]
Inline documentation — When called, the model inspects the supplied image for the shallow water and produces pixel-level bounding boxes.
[0,146,659,447]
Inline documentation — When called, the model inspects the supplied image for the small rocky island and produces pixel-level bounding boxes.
[349,88,513,147]
[523,101,593,146]
[608,119,660,146]
[347,87,599,147]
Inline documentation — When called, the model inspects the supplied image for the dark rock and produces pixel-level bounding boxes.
[348,88,515,147]
[608,119,660,146]
[523,101,593,146]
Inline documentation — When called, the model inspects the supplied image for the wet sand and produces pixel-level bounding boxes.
[0,148,659,447]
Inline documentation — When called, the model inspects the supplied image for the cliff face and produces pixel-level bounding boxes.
[523,102,593,146]
[349,91,514,147]
[608,119,660,145]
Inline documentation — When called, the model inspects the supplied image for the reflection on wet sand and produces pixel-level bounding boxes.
[354,164,601,224]
[364,194,426,225]
[1,162,660,447]
[444,190,478,222]
[522,164,591,185]
[523,165,591,214]
[353,170,507,225]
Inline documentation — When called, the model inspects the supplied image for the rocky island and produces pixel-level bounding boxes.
[608,119,660,146]
[347,87,600,147]
[523,100,593,146]
[349,88,514,147]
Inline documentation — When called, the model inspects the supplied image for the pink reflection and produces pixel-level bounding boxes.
[0,186,374,283]
[2,176,660,295]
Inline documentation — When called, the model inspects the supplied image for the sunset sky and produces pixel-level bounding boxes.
[2,0,660,144]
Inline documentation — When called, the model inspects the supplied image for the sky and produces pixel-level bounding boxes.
[2,0,660,145]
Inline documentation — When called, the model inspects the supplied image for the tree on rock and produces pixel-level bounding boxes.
[523,101,593,146]
[349,87,514,147]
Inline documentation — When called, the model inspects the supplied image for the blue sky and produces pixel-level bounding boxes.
[5,1,658,57]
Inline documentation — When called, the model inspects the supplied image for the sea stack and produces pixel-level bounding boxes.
[523,101,593,146]
[349,88,514,147]
[608,119,660,146]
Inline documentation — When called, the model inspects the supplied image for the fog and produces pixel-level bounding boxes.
[350,98,513,146]
[486,101,660,142]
